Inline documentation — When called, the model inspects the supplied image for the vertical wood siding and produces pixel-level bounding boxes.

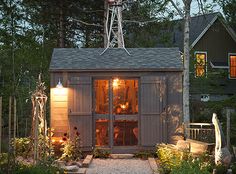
[140,76,167,146]
[68,76,92,147]
[50,88,68,136]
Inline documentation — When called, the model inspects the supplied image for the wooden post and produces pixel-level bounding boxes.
[25,118,28,137]
[7,96,12,174]
[34,100,39,164]
[0,96,2,153]
[226,108,231,149]
[8,96,12,151]
[13,96,16,155]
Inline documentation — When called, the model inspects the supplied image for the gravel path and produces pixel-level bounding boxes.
[87,159,153,174]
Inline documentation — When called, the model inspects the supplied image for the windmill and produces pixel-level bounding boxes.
[101,0,135,55]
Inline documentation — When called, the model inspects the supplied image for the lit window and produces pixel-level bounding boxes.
[229,54,236,79]
[113,79,138,115]
[195,52,207,77]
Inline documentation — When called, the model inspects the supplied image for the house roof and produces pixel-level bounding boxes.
[172,12,218,50]
[50,48,183,72]
[171,12,236,50]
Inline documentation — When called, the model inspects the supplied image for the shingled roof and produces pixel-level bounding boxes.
[50,48,182,71]
[172,12,220,50]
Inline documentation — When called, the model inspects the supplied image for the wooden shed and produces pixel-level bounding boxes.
[49,48,183,153]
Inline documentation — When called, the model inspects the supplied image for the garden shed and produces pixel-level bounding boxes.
[49,48,183,153]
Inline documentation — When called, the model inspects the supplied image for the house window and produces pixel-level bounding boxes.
[229,54,236,79]
[113,79,138,115]
[195,52,207,77]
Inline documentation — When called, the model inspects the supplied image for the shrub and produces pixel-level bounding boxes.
[59,127,82,161]
[134,150,156,159]
[156,144,190,173]
[14,137,31,158]
[93,148,110,158]
[170,159,211,174]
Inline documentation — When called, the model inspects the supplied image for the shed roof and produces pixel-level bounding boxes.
[50,48,182,72]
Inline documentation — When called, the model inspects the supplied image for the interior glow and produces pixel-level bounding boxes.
[112,78,120,88]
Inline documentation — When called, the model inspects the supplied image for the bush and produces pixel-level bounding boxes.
[59,127,82,161]
[14,137,31,158]
[93,148,110,158]
[134,150,156,159]
[170,159,211,174]
[156,144,214,174]
[156,144,190,173]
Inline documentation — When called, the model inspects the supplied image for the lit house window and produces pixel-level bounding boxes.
[195,52,207,77]
[229,54,236,79]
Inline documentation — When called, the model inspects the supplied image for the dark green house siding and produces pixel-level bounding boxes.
[190,18,236,96]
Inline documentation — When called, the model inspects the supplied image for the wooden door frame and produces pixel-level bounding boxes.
[92,77,140,150]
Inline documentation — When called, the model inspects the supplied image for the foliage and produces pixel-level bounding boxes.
[156,144,215,174]
[231,162,236,174]
[213,164,228,174]
[214,0,236,32]
[134,150,157,159]
[170,159,211,174]
[93,148,110,159]
[156,144,191,173]
[14,137,31,158]
[13,157,63,174]
[60,128,82,161]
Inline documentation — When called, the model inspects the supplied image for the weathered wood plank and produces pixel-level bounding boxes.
[82,155,93,168]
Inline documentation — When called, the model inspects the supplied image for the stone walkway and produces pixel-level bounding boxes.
[87,159,153,174]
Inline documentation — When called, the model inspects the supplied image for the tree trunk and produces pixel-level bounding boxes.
[0,96,2,153]
[183,0,191,124]
[59,0,65,48]
[104,0,108,47]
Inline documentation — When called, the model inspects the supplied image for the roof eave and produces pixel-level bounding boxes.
[190,15,218,49]
[49,68,183,72]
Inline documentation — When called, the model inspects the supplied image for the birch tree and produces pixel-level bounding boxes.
[170,0,191,124]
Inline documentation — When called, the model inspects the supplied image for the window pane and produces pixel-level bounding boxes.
[113,120,138,146]
[96,119,109,146]
[195,52,207,77]
[94,80,109,114]
[113,79,138,115]
[230,55,236,78]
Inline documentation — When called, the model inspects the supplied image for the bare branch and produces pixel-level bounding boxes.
[169,0,184,17]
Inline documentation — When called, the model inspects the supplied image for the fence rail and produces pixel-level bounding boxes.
[185,123,215,143]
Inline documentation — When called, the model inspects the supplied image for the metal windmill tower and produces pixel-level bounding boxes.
[101,0,135,55]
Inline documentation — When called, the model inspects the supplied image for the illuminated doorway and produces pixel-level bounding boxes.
[94,79,138,147]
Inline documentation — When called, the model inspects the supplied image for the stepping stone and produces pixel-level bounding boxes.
[64,168,86,174]
[110,154,134,159]
[148,157,159,174]
[82,155,93,168]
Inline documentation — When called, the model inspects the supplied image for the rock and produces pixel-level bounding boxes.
[62,165,79,171]
[176,140,190,151]
[54,160,66,168]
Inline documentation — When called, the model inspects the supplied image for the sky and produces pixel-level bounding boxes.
[176,0,222,15]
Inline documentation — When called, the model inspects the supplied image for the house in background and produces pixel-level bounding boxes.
[165,12,236,102]
[49,48,183,152]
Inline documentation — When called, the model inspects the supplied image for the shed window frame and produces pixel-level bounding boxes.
[194,51,207,78]
[228,53,236,79]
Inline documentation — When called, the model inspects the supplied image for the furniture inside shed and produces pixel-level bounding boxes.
[50,48,183,153]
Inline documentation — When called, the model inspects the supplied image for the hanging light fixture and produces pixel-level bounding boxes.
[56,78,63,88]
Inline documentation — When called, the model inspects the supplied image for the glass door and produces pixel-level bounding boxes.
[94,80,110,147]
[112,79,139,146]
[94,78,139,147]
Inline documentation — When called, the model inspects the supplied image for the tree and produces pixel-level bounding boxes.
[214,0,236,31]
